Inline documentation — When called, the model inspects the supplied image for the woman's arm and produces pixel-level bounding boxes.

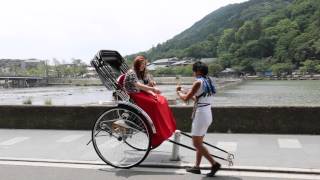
[148,80,156,87]
[146,74,156,87]
[135,82,161,94]
[177,81,201,101]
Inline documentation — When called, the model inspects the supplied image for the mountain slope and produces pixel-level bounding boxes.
[127,0,320,74]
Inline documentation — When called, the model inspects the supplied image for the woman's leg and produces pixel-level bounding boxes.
[191,136,203,167]
[186,136,204,174]
[195,146,202,167]
[192,136,216,167]
[193,136,221,177]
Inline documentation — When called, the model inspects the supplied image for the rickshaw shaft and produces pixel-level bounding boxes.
[180,131,233,155]
[167,139,229,162]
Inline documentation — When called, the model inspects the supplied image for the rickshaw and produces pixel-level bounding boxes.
[89,50,234,169]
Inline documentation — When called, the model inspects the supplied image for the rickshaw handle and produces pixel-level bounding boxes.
[180,131,234,157]
[168,139,229,162]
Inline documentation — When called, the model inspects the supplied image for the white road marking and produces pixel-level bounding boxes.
[0,157,319,179]
[278,139,302,149]
[81,138,120,159]
[0,160,318,179]
[213,170,320,179]
[0,160,108,169]
[0,137,30,146]
[100,138,120,149]
[57,135,84,143]
[215,142,237,152]
[0,160,185,174]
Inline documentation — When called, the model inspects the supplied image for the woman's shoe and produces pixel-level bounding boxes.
[206,162,221,177]
[186,166,201,174]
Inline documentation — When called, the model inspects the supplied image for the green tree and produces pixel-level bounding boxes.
[52,58,63,78]
[301,59,320,74]
[289,33,314,62]
[208,63,223,77]
[71,58,87,77]
[218,53,234,68]
[185,43,209,58]
[264,19,299,37]
[125,0,320,74]
[289,0,319,17]
[239,58,255,74]
[217,29,236,54]
[313,39,320,59]
[315,64,320,73]
[253,60,271,73]
[153,67,174,76]
[275,30,299,62]
[261,12,285,28]
[235,20,261,43]
[271,63,293,76]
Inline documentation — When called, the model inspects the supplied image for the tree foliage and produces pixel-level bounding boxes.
[126,0,320,75]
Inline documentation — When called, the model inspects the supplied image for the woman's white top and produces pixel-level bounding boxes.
[191,78,214,136]
[194,78,214,110]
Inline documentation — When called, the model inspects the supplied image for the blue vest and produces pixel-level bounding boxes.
[196,76,216,99]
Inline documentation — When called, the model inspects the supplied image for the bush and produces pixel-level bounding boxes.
[44,98,52,105]
[23,97,32,105]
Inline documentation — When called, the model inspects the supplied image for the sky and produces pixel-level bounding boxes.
[0,0,248,63]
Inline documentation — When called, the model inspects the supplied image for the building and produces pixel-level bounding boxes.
[199,58,218,64]
[147,57,217,70]
[83,66,97,78]
[171,60,193,67]
[219,68,238,77]
[147,57,184,70]
[0,59,45,75]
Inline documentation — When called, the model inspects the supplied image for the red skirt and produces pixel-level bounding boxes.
[129,91,176,148]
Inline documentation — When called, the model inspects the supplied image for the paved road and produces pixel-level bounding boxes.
[0,129,320,179]
[1,161,320,180]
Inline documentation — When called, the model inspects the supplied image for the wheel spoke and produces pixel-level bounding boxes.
[92,107,151,168]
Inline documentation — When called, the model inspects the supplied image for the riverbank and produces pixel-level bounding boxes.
[246,74,320,80]
[2,80,319,107]
[47,77,243,90]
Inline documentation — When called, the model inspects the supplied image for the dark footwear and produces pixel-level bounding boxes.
[206,162,221,177]
[186,166,201,174]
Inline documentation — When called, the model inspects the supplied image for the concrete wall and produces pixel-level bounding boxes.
[0,105,319,134]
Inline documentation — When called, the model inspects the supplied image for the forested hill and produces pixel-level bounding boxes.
[127,0,320,74]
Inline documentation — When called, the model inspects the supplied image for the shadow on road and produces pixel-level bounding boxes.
[100,168,177,178]
[202,176,242,180]
[99,168,242,179]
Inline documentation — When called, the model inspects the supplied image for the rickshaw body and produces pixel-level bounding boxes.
[90,50,234,169]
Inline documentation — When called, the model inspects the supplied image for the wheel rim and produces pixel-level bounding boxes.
[92,107,151,168]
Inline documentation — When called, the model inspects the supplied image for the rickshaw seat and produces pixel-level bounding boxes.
[117,74,126,89]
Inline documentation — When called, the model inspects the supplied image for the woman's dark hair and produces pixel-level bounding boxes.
[193,61,216,95]
[192,61,208,76]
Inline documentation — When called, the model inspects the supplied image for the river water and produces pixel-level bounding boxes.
[0,80,320,106]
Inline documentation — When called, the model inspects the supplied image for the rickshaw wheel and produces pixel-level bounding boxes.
[92,107,151,168]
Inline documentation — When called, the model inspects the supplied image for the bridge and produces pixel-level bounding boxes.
[0,76,47,88]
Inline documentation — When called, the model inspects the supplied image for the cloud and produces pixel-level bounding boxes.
[0,0,247,63]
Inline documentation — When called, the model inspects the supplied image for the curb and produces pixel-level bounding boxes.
[1,157,320,175]
[140,162,320,175]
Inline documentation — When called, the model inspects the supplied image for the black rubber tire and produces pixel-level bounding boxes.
[91,106,151,169]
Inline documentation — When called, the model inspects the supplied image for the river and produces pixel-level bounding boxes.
[0,80,320,106]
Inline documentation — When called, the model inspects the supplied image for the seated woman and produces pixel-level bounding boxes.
[123,55,176,148]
